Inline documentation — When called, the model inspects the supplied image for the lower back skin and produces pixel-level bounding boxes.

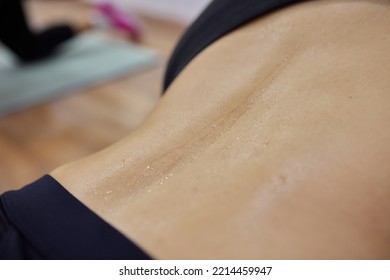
[52,0,390,259]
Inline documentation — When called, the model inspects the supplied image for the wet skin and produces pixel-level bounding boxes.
[52,0,390,259]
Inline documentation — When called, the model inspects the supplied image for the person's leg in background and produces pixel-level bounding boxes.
[0,0,90,62]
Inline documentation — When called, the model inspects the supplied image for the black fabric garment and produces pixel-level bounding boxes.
[0,0,75,62]
[163,0,310,92]
[0,176,151,260]
[0,203,43,259]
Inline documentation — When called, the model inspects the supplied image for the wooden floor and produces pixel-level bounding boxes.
[0,0,185,192]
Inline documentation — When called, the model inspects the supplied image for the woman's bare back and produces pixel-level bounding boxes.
[52,0,390,259]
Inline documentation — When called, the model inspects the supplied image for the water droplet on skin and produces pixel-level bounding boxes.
[146,165,150,170]
[106,190,112,194]
[165,176,168,180]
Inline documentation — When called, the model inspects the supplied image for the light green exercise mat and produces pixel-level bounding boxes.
[0,31,159,117]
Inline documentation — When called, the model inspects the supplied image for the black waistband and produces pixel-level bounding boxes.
[0,200,9,238]
[1,175,150,259]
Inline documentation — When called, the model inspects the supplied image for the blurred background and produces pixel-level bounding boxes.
[95,0,211,24]
[0,0,211,191]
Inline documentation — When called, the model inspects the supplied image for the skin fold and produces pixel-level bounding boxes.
[51,0,390,259]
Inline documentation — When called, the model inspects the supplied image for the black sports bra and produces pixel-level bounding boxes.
[163,0,309,92]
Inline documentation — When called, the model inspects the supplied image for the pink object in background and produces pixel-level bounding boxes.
[96,1,142,40]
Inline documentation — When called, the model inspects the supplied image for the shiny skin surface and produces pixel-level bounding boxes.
[52,0,390,259]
